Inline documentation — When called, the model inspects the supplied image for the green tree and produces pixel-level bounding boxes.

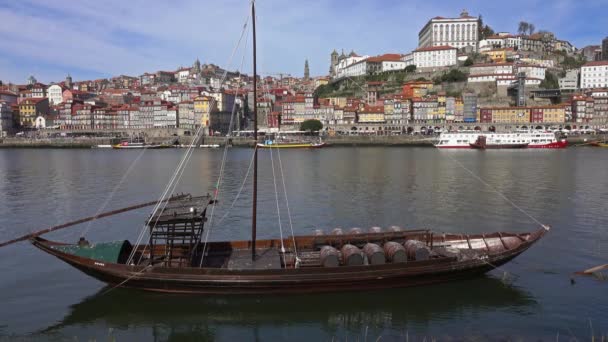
[300,119,323,132]
[539,71,559,89]
[463,58,474,66]
[405,65,417,73]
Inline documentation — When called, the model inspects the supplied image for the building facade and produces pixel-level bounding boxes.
[418,10,479,51]
[411,46,457,69]
[581,61,608,89]
[47,84,64,105]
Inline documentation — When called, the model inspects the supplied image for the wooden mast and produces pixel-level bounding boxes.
[251,0,258,260]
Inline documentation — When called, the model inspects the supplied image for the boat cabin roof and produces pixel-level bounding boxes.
[147,194,212,225]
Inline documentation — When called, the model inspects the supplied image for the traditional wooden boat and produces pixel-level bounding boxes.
[30,194,548,294]
[112,141,172,149]
[256,140,327,149]
[22,2,549,295]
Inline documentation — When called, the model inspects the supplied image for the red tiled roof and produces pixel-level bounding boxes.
[20,97,47,104]
[366,53,403,62]
[414,45,457,52]
[470,62,514,68]
[583,61,608,67]
[361,105,384,113]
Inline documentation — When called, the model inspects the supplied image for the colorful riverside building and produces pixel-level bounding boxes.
[402,81,433,98]
[357,105,385,123]
[193,96,212,128]
[478,105,566,124]
[18,97,49,128]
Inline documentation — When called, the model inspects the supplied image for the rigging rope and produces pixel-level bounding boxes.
[255,53,301,266]
[126,8,253,267]
[214,148,257,226]
[198,15,251,267]
[269,145,287,261]
[80,147,147,238]
[275,144,300,266]
[443,152,549,229]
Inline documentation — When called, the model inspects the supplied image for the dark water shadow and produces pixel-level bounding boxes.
[37,275,537,340]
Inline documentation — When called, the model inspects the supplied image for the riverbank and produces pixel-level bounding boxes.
[0,134,603,148]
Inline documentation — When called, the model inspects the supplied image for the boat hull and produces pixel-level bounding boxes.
[528,140,568,149]
[112,144,171,149]
[31,227,547,294]
[469,143,529,149]
[257,142,327,149]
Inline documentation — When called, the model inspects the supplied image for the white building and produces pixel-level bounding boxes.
[411,46,457,69]
[47,84,64,105]
[517,64,546,80]
[176,68,191,83]
[559,69,580,90]
[401,53,414,66]
[469,63,514,75]
[340,59,369,78]
[581,61,608,89]
[335,54,369,78]
[365,54,406,74]
[418,10,479,51]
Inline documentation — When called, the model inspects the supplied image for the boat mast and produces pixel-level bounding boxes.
[251,0,258,260]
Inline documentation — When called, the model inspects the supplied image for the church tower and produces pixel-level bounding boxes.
[65,74,73,89]
[193,58,201,73]
[330,49,338,77]
[304,59,310,81]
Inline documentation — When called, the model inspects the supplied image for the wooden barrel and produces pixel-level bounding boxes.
[384,241,407,263]
[331,228,343,235]
[404,240,431,261]
[369,226,383,233]
[313,229,324,236]
[363,243,385,265]
[349,227,362,235]
[319,246,340,267]
[341,244,364,266]
[388,225,402,232]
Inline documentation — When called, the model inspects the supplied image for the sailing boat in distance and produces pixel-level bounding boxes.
[24,1,549,295]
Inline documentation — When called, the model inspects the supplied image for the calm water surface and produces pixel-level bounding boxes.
[0,147,607,341]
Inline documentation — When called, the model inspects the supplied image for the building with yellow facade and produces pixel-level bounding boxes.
[479,105,566,124]
[357,105,385,123]
[194,96,213,127]
[480,49,510,63]
[18,98,49,128]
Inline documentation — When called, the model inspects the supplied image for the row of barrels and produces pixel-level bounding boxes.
[319,240,431,267]
[314,226,403,236]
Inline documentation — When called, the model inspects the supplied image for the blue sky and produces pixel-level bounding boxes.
[0,0,607,84]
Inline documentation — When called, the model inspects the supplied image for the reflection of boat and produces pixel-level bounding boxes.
[28,1,548,295]
[470,135,529,149]
[200,144,220,148]
[40,276,536,337]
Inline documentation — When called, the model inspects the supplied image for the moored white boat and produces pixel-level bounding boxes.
[435,131,567,149]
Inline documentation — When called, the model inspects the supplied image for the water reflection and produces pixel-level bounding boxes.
[39,276,536,340]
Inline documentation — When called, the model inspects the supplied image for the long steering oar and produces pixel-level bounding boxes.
[0,194,188,248]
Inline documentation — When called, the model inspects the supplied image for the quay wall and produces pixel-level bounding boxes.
[1,134,602,148]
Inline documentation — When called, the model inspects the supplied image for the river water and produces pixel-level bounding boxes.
[0,147,606,341]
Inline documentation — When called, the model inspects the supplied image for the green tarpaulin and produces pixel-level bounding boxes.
[52,240,132,264]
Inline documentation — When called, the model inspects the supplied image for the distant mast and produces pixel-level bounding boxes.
[251,0,258,260]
